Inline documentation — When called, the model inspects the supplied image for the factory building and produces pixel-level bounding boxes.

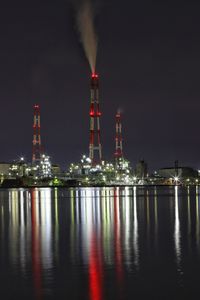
[0,162,11,183]
[52,164,61,176]
[0,162,11,176]
[135,160,148,179]
[158,167,198,179]
[9,158,29,178]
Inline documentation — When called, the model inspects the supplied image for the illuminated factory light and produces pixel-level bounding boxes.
[174,176,179,183]
[172,175,181,185]
[39,154,52,178]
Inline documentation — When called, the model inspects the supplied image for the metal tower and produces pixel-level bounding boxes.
[115,111,123,164]
[89,73,102,165]
[32,104,42,164]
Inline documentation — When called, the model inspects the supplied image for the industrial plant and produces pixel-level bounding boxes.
[0,72,199,188]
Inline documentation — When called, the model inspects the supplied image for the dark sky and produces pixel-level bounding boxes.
[0,0,200,171]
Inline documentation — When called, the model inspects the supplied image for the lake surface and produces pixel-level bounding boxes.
[0,186,200,299]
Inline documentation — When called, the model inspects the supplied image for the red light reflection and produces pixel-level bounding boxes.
[89,232,102,300]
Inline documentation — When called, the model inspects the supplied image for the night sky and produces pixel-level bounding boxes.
[0,0,200,171]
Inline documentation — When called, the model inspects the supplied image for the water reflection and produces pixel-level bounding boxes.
[54,188,59,262]
[146,190,150,251]
[174,186,181,267]
[74,187,139,298]
[31,189,42,299]
[1,186,200,299]
[187,186,191,236]
[133,187,139,268]
[196,186,200,248]
[69,188,139,271]
[5,188,56,299]
[154,187,158,231]
[154,187,158,252]
[114,188,123,281]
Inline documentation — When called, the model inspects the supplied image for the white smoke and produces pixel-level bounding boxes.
[74,0,98,73]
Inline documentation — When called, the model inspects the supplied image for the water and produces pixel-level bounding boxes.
[0,186,200,299]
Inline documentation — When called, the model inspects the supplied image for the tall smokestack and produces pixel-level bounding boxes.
[32,104,42,165]
[89,73,102,164]
[115,111,123,165]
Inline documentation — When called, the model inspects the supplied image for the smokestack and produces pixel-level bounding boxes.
[32,104,42,165]
[114,111,123,165]
[89,72,102,164]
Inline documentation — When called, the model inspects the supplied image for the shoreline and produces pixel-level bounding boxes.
[0,184,196,189]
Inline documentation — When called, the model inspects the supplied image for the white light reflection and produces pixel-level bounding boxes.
[113,187,123,281]
[70,188,80,265]
[187,186,191,236]
[70,187,141,275]
[124,187,131,267]
[75,188,80,226]
[19,190,26,273]
[1,188,58,298]
[102,188,113,265]
[80,188,93,264]
[31,188,54,293]
[105,189,113,265]
[146,190,150,229]
[7,189,31,276]
[9,190,20,266]
[54,188,59,262]
[196,186,200,248]
[40,188,53,271]
[76,188,105,265]
[133,186,139,269]
[31,188,42,299]
[1,204,4,238]
[154,187,158,233]
[174,186,181,270]
[154,187,158,253]
[146,190,150,251]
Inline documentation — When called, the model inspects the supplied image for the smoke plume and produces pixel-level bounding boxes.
[117,108,124,114]
[74,0,97,73]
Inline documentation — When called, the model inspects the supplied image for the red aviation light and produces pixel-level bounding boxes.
[91,73,99,78]
[91,73,99,88]
[90,103,94,116]
[90,111,101,117]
